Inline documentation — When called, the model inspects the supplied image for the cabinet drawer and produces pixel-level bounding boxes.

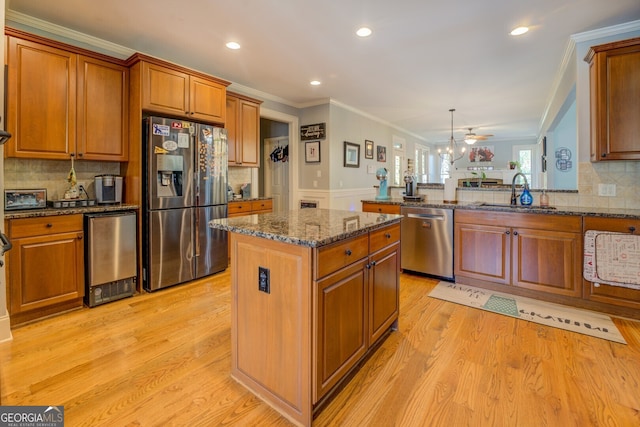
[315,234,369,279]
[9,215,83,238]
[362,202,401,214]
[584,216,640,234]
[228,202,251,215]
[251,199,272,212]
[370,223,400,253]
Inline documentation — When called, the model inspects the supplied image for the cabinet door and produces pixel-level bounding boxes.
[512,228,582,297]
[454,222,510,285]
[190,75,226,124]
[8,231,84,314]
[369,242,399,344]
[141,62,190,117]
[239,99,260,166]
[314,259,368,402]
[77,55,129,161]
[583,217,640,309]
[589,41,640,161]
[226,96,239,164]
[6,37,77,159]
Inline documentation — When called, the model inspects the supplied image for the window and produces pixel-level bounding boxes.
[414,144,430,182]
[391,136,405,186]
[440,154,451,183]
[513,144,538,187]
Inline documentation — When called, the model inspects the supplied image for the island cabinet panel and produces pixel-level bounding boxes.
[230,234,312,425]
[315,234,368,278]
[314,259,368,402]
[5,215,85,326]
[583,216,640,309]
[368,241,400,344]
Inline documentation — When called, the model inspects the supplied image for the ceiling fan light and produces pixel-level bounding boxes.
[510,26,529,36]
[464,137,477,145]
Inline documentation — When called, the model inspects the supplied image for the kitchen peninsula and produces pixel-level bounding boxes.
[210,209,401,426]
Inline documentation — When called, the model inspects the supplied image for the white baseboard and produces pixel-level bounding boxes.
[0,312,13,343]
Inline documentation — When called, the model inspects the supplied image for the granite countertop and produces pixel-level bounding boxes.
[362,198,640,220]
[5,204,139,219]
[210,208,401,248]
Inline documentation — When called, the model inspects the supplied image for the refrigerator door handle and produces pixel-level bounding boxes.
[194,207,200,258]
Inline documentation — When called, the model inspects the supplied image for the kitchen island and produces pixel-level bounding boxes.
[210,209,401,426]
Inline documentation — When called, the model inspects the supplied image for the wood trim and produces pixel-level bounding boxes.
[125,52,231,87]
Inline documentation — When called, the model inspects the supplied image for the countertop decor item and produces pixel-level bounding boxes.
[4,189,46,210]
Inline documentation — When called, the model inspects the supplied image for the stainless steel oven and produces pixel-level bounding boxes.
[401,206,454,281]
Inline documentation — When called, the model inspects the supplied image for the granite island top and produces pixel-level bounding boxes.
[363,198,640,220]
[5,204,139,220]
[210,208,401,248]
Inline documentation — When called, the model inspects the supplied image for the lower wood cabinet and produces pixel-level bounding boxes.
[5,215,85,326]
[362,202,401,214]
[228,199,273,217]
[455,210,582,297]
[313,223,400,402]
[583,216,640,310]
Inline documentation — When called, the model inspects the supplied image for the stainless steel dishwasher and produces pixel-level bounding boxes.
[84,211,137,307]
[401,206,454,280]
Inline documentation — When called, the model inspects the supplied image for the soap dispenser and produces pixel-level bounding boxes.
[520,184,533,206]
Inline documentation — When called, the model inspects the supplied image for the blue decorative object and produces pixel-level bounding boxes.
[520,185,533,206]
[375,168,390,200]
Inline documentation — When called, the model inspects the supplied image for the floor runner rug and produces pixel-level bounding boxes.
[430,281,626,344]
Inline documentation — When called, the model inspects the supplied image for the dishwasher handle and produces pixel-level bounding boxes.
[406,213,445,220]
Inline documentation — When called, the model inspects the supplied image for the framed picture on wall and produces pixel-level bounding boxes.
[365,140,374,159]
[305,141,321,163]
[344,141,360,167]
[377,145,386,162]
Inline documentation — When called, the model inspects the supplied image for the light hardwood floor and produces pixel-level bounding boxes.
[1,270,640,426]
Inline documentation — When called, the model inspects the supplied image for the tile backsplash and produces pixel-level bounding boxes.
[4,158,120,200]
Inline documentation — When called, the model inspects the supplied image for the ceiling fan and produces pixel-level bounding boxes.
[463,128,493,145]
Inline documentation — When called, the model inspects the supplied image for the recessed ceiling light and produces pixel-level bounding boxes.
[510,26,529,36]
[226,41,241,50]
[356,27,372,37]
[310,80,321,86]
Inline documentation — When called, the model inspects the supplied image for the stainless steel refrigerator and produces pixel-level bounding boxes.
[143,116,228,291]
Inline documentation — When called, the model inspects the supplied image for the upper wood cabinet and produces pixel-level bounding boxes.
[140,59,227,124]
[227,92,262,167]
[585,37,640,161]
[5,29,129,161]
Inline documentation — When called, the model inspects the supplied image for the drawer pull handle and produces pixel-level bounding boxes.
[385,233,391,238]
[345,249,352,256]
[46,223,53,228]
[630,226,636,234]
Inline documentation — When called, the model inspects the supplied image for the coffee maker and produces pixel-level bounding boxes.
[403,170,421,201]
[95,174,123,204]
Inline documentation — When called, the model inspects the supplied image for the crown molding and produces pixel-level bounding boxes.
[5,9,135,58]
[570,19,640,43]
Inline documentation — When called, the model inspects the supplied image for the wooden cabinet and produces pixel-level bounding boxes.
[583,216,640,310]
[140,60,226,124]
[226,92,262,166]
[585,37,640,161]
[455,210,582,297]
[313,224,399,402]
[228,199,273,217]
[5,215,85,326]
[362,202,401,214]
[6,30,129,161]
[77,55,129,161]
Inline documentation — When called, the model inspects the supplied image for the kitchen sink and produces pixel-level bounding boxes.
[476,202,557,210]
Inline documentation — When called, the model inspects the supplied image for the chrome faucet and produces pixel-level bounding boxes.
[511,172,529,205]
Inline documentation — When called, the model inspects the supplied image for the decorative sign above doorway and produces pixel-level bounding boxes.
[300,123,326,141]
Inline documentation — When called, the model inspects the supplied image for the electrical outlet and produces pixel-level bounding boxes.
[598,183,616,197]
[258,266,270,294]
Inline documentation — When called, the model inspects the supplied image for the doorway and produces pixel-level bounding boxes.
[263,136,290,213]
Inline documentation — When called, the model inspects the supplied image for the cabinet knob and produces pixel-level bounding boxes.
[371,260,377,266]
[385,233,391,239]
[505,230,510,235]
[77,153,83,158]
[366,264,371,269]
[46,223,53,228]
[345,249,352,256]
[77,234,83,240]
[513,231,519,236]
[630,226,636,234]
[601,153,607,158]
